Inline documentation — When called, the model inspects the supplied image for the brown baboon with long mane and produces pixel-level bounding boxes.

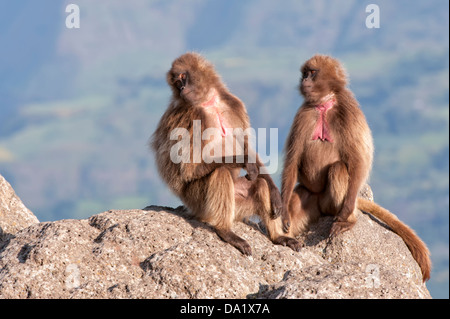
[152,52,300,255]
[281,54,431,281]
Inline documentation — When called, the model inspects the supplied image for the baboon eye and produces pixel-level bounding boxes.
[310,69,319,79]
[302,70,317,80]
[175,73,187,90]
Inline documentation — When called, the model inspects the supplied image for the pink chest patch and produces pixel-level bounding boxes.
[202,94,228,137]
[311,99,335,142]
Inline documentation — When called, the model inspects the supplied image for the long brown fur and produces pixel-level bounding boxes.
[281,54,431,281]
[152,52,300,255]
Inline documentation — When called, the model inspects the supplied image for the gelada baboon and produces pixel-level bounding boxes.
[281,54,431,281]
[152,52,300,255]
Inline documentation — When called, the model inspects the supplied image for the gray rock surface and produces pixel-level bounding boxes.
[1,174,39,242]
[0,205,430,299]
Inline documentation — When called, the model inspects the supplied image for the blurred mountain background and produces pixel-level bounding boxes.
[0,0,448,298]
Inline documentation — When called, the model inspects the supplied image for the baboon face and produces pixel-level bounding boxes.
[299,54,348,103]
[167,52,220,105]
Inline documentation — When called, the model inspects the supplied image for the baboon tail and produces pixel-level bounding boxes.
[357,198,431,282]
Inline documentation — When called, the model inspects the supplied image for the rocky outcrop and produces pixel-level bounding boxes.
[0,175,39,242]
[0,175,430,298]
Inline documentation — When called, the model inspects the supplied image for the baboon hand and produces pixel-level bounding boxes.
[281,208,291,233]
[274,236,301,252]
[329,217,356,238]
[245,162,259,181]
[269,189,283,219]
